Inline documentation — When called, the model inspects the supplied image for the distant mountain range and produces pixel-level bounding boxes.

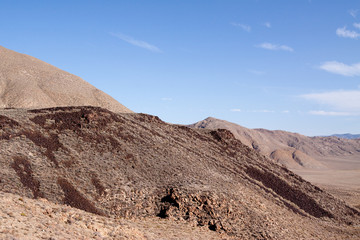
[188,117,360,171]
[330,134,360,139]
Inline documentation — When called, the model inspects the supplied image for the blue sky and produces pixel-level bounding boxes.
[1,0,359,136]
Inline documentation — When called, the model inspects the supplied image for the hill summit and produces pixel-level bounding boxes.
[0,45,132,113]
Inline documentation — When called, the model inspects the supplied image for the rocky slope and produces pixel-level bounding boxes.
[0,106,359,239]
[0,46,132,113]
[189,117,360,171]
[0,191,225,240]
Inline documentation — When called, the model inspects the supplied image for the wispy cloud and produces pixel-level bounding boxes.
[232,109,284,113]
[301,90,360,112]
[354,22,360,29]
[110,32,162,53]
[336,26,360,39]
[319,61,360,76]
[161,97,172,101]
[248,69,265,75]
[256,42,294,52]
[308,110,359,116]
[251,110,275,113]
[349,9,359,18]
[263,22,271,28]
[231,23,251,32]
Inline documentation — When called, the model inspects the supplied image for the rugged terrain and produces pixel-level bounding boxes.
[0,191,224,240]
[189,117,360,209]
[0,45,132,113]
[1,106,359,239]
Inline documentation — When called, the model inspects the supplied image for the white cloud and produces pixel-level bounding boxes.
[354,22,360,29]
[349,9,358,18]
[282,110,290,113]
[230,109,242,112]
[161,97,172,101]
[231,23,251,32]
[251,110,275,113]
[264,22,271,28]
[257,42,294,52]
[319,61,360,76]
[301,90,360,112]
[308,111,359,116]
[336,26,360,39]
[110,33,162,52]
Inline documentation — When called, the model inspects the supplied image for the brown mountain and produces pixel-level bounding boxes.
[0,45,132,113]
[189,117,360,208]
[189,117,360,170]
[0,106,359,239]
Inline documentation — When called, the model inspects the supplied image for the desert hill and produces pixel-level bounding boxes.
[0,45,132,113]
[189,117,360,209]
[0,106,359,239]
[189,117,360,171]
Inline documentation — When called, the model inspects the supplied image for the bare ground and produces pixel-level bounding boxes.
[0,191,227,240]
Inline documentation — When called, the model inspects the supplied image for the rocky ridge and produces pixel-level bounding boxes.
[0,106,359,239]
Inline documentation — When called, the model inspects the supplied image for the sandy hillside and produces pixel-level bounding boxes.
[0,45,132,113]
